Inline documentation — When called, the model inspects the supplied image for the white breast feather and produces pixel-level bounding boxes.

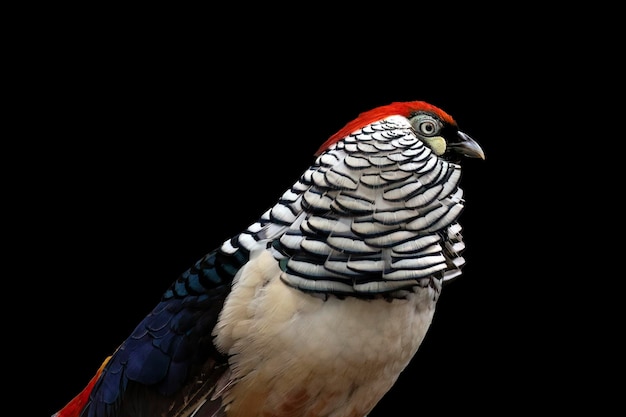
[213,250,436,416]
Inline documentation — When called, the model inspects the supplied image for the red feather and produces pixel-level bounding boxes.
[314,101,457,156]
[54,356,111,417]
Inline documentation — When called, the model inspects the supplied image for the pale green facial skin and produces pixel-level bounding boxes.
[409,114,447,156]
[422,136,447,156]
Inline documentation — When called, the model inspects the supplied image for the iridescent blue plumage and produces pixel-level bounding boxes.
[82,247,247,417]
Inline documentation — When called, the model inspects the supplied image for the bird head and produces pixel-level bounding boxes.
[315,101,485,162]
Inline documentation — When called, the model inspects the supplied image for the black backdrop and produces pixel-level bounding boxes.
[23,21,582,417]
[40,80,510,416]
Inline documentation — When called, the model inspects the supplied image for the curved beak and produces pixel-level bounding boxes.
[449,131,485,160]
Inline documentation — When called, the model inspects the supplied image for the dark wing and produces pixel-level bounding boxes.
[81,247,248,417]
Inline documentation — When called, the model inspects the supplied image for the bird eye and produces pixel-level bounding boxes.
[409,114,442,137]
[418,120,438,136]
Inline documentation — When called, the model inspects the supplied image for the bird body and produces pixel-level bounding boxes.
[54,101,484,417]
[212,250,436,417]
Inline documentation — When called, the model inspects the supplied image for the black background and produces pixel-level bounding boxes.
[14,12,607,417]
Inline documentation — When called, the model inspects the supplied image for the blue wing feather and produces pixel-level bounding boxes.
[82,247,247,417]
